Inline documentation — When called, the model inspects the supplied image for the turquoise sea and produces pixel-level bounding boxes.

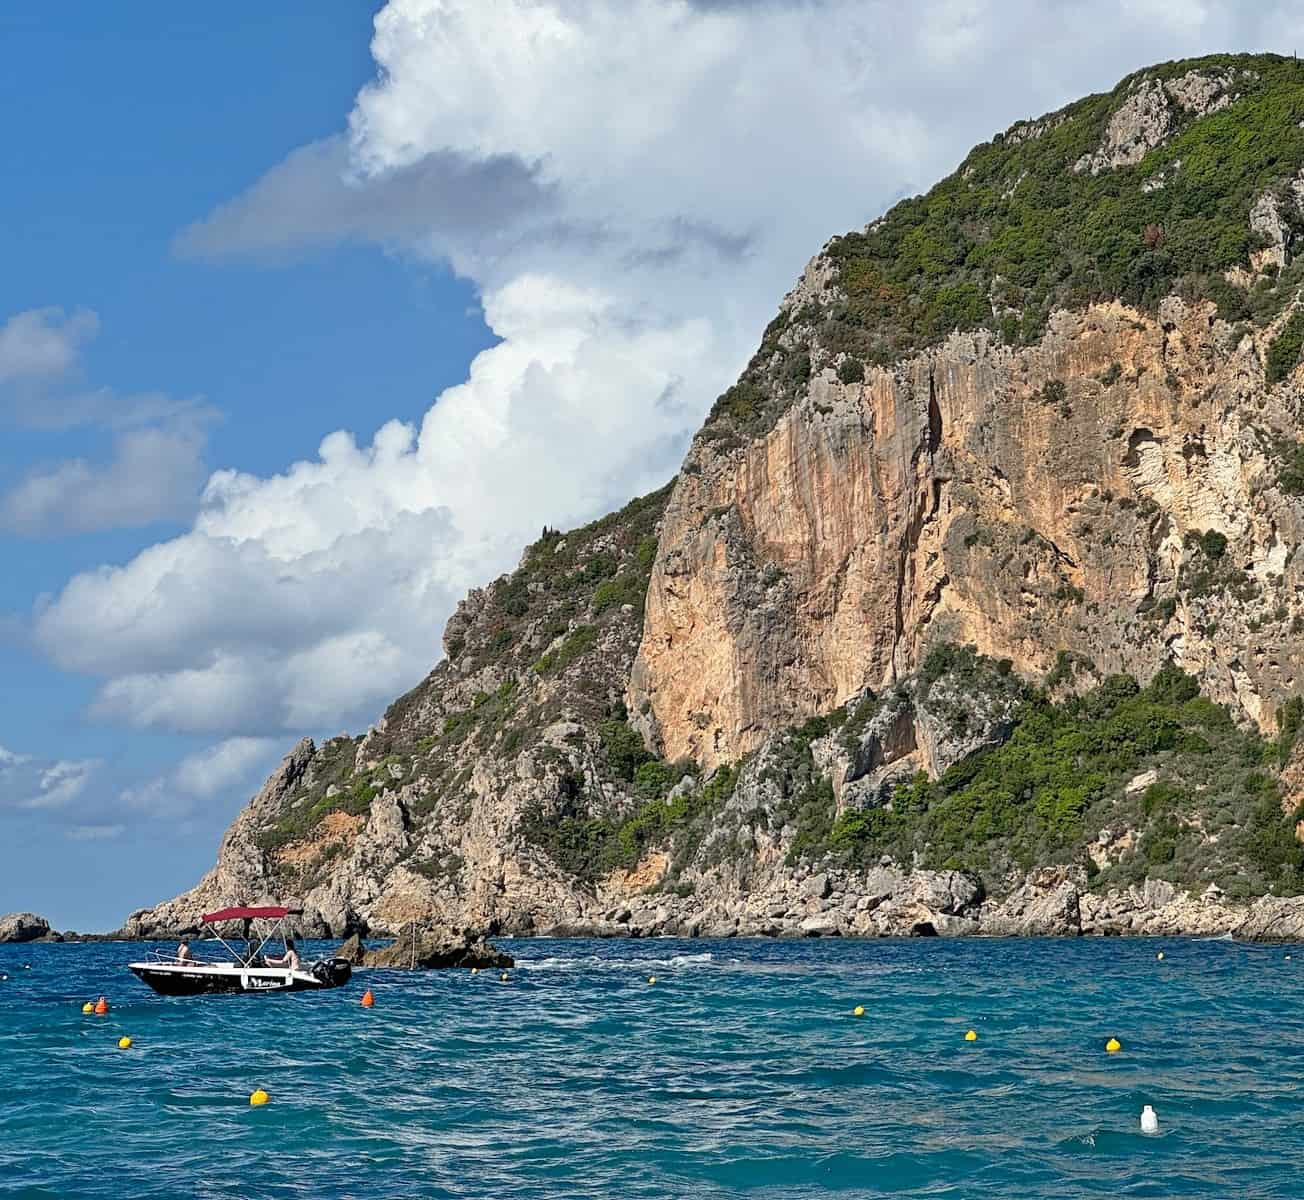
[1,936,1302,1198]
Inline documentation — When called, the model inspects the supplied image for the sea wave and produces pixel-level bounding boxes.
[516,950,716,971]
[4,936,1304,1198]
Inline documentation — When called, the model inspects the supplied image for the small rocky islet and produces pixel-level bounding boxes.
[0,912,56,944]
[51,53,1304,950]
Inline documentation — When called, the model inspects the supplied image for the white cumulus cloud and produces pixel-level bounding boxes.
[0,307,98,385]
[0,733,281,842]
[2,422,210,537]
[36,276,711,734]
[33,0,1304,741]
[0,745,100,811]
[0,304,217,535]
[121,736,283,820]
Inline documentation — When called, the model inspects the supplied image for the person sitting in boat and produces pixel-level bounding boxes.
[240,918,262,966]
[264,937,301,973]
[176,937,193,964]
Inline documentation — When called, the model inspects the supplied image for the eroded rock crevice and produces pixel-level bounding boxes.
[636,295,1304,766]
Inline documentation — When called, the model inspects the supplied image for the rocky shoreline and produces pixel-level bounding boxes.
[0,913,157,944]
[20,858,1304,950]
[67,859,1304,947]
[533,867,1304,943]
[9,898,1304,944]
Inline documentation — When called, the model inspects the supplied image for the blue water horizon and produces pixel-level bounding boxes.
[1,936,1300,1198]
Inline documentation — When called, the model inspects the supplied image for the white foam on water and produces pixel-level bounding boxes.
[515,951,715,972]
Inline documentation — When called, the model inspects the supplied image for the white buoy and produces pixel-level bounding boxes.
[1140,1104,1159,1135]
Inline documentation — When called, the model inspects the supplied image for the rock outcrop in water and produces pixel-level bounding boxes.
[130,54,1304,942]
[336,926,514,969]
[0,913,54,944]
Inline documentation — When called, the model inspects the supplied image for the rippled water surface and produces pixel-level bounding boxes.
[2,936,1302,1198]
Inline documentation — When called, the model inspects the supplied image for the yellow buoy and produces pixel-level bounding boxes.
[118,1036,132,1050]
[470,967,479,975]
[82,1001,94,1014]
[1105,1037,1122,1053]
[648,976,657,985]
[250,1089,270,1106]
[499,972,509,982]
[964,1029,978,1041]
[1156,951,1164,961]
[852,1005,865,1018]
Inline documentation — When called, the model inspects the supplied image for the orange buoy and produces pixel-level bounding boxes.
[94,996,109,1015]
[361,989,375,1008]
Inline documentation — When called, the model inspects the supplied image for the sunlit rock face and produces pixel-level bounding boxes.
[635,293,1304,767]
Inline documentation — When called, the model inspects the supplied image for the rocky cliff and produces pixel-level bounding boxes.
[632,295,1304,767]
[0,913,54,944]
[129,53,1304,941]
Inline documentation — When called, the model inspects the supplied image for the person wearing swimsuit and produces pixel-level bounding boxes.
[265,937,301,974]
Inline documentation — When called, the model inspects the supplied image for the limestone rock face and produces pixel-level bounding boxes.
[1163,67,1238,116]
[1074,69,1236,176]
[0,912,52,943]
[1233,896,1304,942]
[861,870,983,937]
[634,297,1304,767]
[1074,78,1175,175]
[836,695,917,809]
[982,868,1084,936]
[122,739,316,938]
[913,667,1021,778]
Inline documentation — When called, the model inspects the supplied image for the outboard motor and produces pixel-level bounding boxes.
[311,957,353,988]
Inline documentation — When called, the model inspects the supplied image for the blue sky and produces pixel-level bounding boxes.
[2,1,1297,930]
[0,3,492,924]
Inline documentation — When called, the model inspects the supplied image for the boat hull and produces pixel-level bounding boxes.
[128,959,352,996]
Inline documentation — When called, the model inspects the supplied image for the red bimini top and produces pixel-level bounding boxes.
[200,905,302,923]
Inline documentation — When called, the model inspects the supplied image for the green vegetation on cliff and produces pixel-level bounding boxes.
[460,482,669,675]
[827,55,1304,356]
[707,53,1304,438]
[820,663,1304,899]
[254,736,371,853]
[513,641,1304,907]
[1267,307,1304,383]
[252,483,675,859]
[520,708,736,884]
